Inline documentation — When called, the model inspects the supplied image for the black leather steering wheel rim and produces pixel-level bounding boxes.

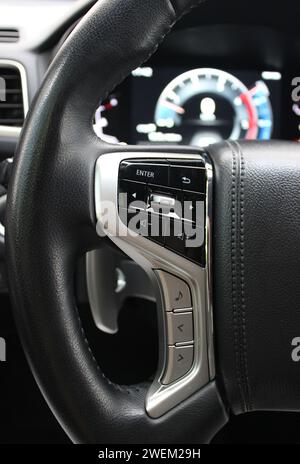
[5,0,228,443]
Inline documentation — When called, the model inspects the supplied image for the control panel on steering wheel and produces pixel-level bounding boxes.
[118,158,206,266]
[94,151,214,418]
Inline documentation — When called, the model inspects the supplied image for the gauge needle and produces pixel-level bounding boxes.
[161,100,185,115]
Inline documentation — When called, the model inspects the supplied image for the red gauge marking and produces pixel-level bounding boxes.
[100,98,118,112]
[240,89,259,140]
[103,102,113,111]
[161,100,186,115]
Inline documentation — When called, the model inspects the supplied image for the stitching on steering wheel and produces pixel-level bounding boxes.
[235,140,252,410]
[227,140,253,412]
[227,140,246,412]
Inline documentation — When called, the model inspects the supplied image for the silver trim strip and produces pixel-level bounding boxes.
[0,59,29,138]
[94,151,215,418]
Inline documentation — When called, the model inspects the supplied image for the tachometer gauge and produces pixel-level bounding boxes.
[153,68,273,146]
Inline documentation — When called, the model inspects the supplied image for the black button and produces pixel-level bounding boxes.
[165,219,186,256]
[169,165,206,193]
[184,220,205,266]
[121,210,165,245]
[149,213,165,245]
[120,160,169,186]
[185,242,205,267]
[119,209,150,235]
[184,222,205,248]
[134,212,151,237]
[167,158,205,168]
[147,185,182,219]
[119,180,147,211]
[182,192,205,224]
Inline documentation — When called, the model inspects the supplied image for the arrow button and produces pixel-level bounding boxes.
[182,176,191,185]
[162,345,194,385]
[118,180,147,211]
[175,290,183,302]
[166,311,193,345]
[169,165,206,193]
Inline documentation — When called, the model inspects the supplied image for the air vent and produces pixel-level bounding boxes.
[0,63,27,129]
[0,29,19,43]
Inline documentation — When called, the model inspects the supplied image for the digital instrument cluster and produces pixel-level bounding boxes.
[94,66,282,147]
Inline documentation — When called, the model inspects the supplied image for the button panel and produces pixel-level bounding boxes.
[118,158,206,267]
[156,271,195,385]
[95,151,213,417]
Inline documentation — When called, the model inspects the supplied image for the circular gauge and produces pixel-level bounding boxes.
[154,68,273,146]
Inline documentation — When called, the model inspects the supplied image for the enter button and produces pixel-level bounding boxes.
[120,161,169,186]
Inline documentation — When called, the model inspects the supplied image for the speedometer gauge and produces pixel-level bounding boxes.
[154,68,273,146]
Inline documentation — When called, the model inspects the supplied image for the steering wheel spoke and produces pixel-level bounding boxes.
[93,147,214,417]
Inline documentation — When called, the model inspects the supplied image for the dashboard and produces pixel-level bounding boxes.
[1,0,300,152]
[97,66,282,147]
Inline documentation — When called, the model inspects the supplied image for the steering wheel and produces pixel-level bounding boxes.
[6,0,300,444]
